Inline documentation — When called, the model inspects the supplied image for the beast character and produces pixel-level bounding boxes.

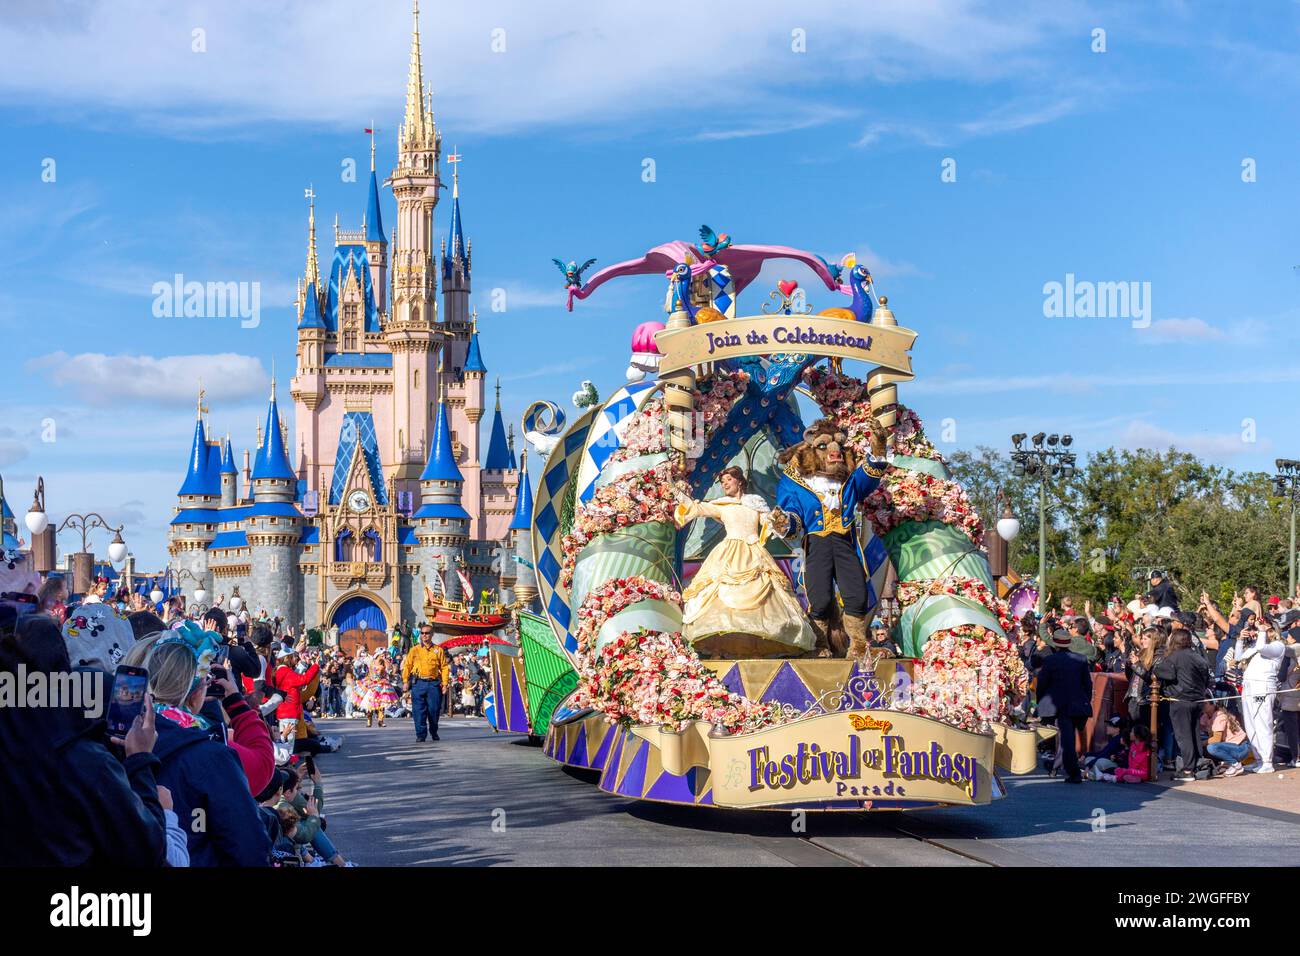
[769,417,888,659]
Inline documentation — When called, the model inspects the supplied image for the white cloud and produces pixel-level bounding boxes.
[499,357,599,384]
[909,366,1300,397]
[1137,317,1225,344]
[27,352,268,405]
[477,281,566,311]
[853,245,930,280]
[1120,421,1266,460]
[0,440,28,467]
[0,1,1084,138]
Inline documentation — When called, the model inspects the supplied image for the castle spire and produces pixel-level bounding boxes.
[445,147,466,269]
[304,186,320,289]
[365,165,385,244]
[402,0,428,149]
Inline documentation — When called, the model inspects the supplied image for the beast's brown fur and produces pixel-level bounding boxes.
[778,419,856,481]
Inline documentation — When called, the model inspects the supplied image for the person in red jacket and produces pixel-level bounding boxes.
[208,668,275,795]
[273,646,319,742]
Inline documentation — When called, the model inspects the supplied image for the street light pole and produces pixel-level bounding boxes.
[1009,432,1077,618]
[1274,460,1300,596]
[1038,479,1046,617]
[53,510,128,596]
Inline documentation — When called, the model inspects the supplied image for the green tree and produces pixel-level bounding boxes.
[944,444,1289,609]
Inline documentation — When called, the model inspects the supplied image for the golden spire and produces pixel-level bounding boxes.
[403,0,427,148]
[304,185,319,289]
[449,145,461,198]
[369,122,376,172]
[196,381,207,420]
[495,376,501,411]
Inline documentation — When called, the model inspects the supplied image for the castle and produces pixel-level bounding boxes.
[167,3,535,645]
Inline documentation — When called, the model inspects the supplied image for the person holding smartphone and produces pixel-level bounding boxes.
[147,636,271,866]
[0,613,168,866]
[1234,616,1286,773]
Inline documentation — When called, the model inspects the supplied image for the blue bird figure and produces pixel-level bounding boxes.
[846,263,875,322]
[814,254,845,285]
[669,263,700,321]
[553,257,597,289]
[697,225,732,257]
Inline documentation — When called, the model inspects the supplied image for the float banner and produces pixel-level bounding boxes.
[655,315,916,376]
[675,709,995,807]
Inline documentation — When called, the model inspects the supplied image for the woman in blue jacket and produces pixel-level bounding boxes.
[146,637,271,866]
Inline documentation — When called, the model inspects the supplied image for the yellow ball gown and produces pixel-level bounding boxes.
[675,495,816,658]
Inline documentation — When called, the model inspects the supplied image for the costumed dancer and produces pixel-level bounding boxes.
[357,656,399,728]
[673,467,816,658]
[1237,617,1285,773]
[769,415,890,659]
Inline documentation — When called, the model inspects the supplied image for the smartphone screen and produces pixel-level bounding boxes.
[108,665,149,736]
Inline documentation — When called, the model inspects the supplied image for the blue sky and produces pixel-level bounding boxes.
[1,0,1298,568]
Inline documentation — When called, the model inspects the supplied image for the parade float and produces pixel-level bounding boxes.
[491,229,1043,810]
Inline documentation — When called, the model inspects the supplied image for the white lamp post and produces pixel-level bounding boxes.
[230,587,243,612]
[24,477,48,536]
[997,509,1021,543]
[150,586,164,604]
[107,529,128,564]
[194,587,207,605]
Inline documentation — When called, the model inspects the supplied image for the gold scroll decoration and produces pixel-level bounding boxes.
[660,306,697,457]
[654,314,916,380]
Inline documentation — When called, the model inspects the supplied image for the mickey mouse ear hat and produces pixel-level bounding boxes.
[61,603,133,670]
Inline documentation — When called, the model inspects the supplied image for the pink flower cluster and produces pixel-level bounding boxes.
[863,469,985,545]
[903,627,1029,732]
[609,398,669,463]
[554,390,778,732]
[889,405,941,460]
[572,575,682,657]
[687,370,752,470]
[801,367,875,459]
[896,576,1014,635]
[558,459,679,589]
[576,629,774,732]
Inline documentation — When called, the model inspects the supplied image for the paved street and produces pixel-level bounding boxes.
[313,716,1300,867]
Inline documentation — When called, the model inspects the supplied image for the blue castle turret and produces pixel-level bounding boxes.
[220,436,238,507]
[170,392,222,608]
[252,383,296,502]
[483,380,511,472]
[507,449,538,611]
[245,381,302,623]
[415,394,470,602]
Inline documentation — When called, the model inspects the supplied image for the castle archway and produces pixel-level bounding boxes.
[328,592,391,655]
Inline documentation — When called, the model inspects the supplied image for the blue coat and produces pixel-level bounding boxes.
[152,714,271,867]
[775,461,886,547]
